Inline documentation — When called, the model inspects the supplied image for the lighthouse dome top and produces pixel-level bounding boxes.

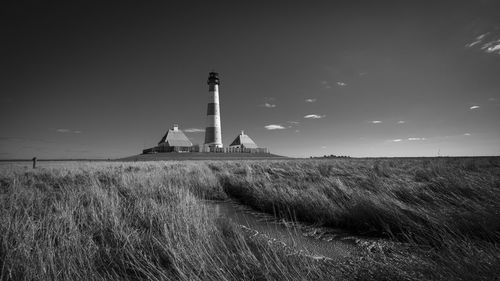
[207,72,220,85]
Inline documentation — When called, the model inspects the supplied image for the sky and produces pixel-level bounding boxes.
[1,0,500,159]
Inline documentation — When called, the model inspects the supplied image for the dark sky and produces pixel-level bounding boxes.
[1,0,500,158]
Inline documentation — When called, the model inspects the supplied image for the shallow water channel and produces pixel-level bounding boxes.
[204,200,359,260]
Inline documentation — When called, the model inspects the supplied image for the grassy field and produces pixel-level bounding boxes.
[1,158,499,280]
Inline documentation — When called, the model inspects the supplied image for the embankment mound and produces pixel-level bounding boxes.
[118,152,286,161]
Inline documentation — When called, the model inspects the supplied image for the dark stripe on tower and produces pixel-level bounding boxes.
[209,84,216,91]
[204,127,216,143]
[206,103,218,115]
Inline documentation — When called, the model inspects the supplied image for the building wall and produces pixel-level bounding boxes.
[207,147,268,154]
[143,145,269,154]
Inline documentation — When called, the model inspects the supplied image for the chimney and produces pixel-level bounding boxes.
[173,124,179,131]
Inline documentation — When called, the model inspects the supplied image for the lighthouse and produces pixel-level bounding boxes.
[141,71,272,156]
[204,72,223,148]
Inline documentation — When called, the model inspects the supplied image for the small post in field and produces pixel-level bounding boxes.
[32,157,37,169]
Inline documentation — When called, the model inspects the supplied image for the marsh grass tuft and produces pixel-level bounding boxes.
[1,158,500,280]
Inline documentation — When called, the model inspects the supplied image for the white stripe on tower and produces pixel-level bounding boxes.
[204,72,223,148]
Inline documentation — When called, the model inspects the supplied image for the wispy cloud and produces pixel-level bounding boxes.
[336,81,347,87]
[470,105,480,110]
[287,121,300,125]
[321,81,331,89]
[184,128,205,133]
[397,120,406,124]
[264,124,286,130]
[464,133,471,136]
[371,120,382,124]
[466,33,488,48]
[262,102,277,108]
[304,114,325,119]
[481,39,500,54]
[56,129,82,134]
[305,98,317,103]
[466,32,500,55]
[391,137,426,142]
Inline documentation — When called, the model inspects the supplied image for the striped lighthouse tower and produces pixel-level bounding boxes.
[204,72,223,149]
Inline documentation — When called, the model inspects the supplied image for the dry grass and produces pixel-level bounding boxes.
[0,162,349,281]
[209,157,500,279]
[213,158,500,244]
[1,158,499,280]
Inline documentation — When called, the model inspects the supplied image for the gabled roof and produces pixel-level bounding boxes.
[229,131,258,149]
[158,125,193,147]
